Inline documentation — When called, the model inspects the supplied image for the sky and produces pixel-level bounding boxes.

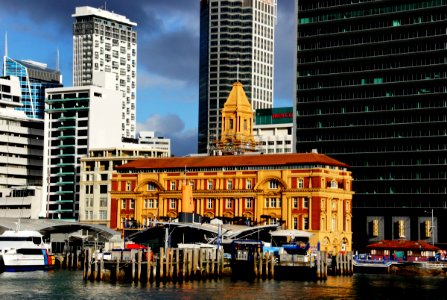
[0,0,296,156]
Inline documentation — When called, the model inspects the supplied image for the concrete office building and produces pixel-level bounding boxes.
[254,107,293,154]
[72,6,137,138]
[3,57,62,119]
[43,84,122,220]
[198,0,277,153]
[0,76,45,218]
[295,0,447,250]
[138,131,171,157]
[79,140,170,227]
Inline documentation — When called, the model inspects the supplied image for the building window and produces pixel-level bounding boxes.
[121,200,126,209]
[170,181,176,191]
[270,198,277,208]
[303,198,309,209]
[85,185,93,194]
[298,179,304,188]
[332,200,337,210]
[269,180,278,189]
[126,182,132,191]
[170,199,176,209]
[332,216,337,231]
[129,200,135,209]
[208,180,213,190]
[189,180,195,189]
[330,180,337,188]
[293,198,298,208]
[372,219,379,237]
[303,216,309,230]
[148,199,158,208]
[207,198,213,209]
[148,182,156,190]
[99,210,107,220]
[265,198,269,208]
[246,198,252,209]
[99,197,107,207]
[246,179,252,189]
[293,217,298,230]
[100,185,108,194]
[229,119,233,129]
[226,198,233,209]
[398,220,405,238]
[425,220,432,238]
[227,180,233,190]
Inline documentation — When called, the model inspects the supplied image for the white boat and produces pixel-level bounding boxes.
[0,229,55,272]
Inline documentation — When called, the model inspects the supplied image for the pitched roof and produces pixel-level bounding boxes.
[223,82,252,110]
[116,153,349,171]
[367,240,439,251]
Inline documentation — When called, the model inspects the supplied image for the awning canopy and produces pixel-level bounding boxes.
[270,229,313,238]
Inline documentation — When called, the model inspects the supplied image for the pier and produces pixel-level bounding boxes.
[81,248,354,283]
[82,247,225,284]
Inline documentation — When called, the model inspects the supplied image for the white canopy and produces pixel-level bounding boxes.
[270,229,313,238]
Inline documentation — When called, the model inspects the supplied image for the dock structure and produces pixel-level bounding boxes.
[83,247,225,284]
[80,248,352,283]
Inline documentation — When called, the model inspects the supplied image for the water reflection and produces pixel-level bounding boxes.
[0,271,446,300]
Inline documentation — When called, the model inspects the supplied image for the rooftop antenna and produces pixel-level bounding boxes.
[104,1,107,10]
[236,58,239,82]
[56,48,60,72]
[4,32,7,58]
[3,32,7,76]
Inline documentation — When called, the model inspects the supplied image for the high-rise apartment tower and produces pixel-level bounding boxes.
[72,6,137,138]
[295,0,447,250]
[198,0,276,153]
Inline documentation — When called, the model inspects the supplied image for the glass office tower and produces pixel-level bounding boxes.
[198,0,276,153]
[4,57,62,119]
[295,0,447,250]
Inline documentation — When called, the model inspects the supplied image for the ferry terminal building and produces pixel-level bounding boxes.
[110,153,354,253]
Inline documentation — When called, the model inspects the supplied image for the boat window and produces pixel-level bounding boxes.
[17,249,44,255]
[32,237,42,245]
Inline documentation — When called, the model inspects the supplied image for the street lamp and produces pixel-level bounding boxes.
[424,209,434,246]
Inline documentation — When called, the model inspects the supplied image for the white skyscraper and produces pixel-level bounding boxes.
[72,6,137,138]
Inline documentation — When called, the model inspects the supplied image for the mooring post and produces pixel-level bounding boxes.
[137,250,142,282]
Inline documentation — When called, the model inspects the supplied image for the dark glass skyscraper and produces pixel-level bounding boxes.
[295,0,447,250]
[198,0,276,154]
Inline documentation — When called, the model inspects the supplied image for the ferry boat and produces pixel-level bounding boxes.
[0,229,55,272]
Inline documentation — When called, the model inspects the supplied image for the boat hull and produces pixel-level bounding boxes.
[0,253,56,273]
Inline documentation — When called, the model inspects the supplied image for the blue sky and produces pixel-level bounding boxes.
[0,0,295,156]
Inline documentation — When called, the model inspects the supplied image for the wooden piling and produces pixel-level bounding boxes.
[137,250,142,282]
[115,256,120,282]
[100,254,104,281]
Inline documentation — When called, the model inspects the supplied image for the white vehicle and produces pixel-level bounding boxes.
[0,229,55,272]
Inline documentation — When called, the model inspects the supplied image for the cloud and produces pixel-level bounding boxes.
[137,71,187,89]
[138,30,199,85]
[137,114,198,156]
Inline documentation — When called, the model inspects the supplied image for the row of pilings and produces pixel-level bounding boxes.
[83,247,225,284]
[80,248,353,283]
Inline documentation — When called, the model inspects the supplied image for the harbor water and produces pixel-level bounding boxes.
[0,270,446,299]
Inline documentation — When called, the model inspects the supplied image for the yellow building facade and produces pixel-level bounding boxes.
[110,154,354,254]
